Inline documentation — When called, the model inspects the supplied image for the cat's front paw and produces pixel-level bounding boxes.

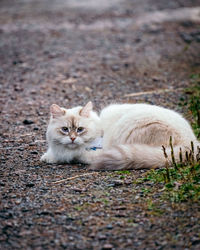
[40,153,56,164]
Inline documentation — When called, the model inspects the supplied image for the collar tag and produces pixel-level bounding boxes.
[86,137,103,151]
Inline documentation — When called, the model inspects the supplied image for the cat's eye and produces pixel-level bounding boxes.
[61,127,69,133]
[77,127,84,133]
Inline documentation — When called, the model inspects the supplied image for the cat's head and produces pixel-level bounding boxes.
[47,102,101,149]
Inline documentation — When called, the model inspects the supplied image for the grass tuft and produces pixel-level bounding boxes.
[144,75,200,203]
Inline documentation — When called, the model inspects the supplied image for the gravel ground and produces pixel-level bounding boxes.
[0,0,200,249]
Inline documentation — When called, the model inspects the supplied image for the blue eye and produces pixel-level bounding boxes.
[61,127,69,133]
[77,127,84,133]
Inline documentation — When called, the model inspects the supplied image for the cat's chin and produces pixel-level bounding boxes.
[65,143,81,149]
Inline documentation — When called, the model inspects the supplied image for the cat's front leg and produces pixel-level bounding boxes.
[40,150,56,164]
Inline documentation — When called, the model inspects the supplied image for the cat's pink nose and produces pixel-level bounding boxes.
[71,137,76,142]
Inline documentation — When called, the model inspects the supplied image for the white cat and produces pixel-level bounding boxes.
[41,102,199,170]
[91,103,200,170]
[41,102,102,164]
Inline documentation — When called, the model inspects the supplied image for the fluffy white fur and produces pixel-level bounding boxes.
[41,102,101,164]
[41,102,199,170]
[91,103,200,170]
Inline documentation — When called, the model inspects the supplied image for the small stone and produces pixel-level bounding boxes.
[14,86,23,91]
[107,184,115,187]
[146,24,162,34]
[15,199,22,205]
[190,31,200,37]
[106,224,113,229]
[71,187,86,192]
[195,35,200,43]
[191,238,200,245]
[124,180,132,185]
[112,180,123,186]
[181,21,193,27]
[23,119,34,125]
[102,243,113,249]
[30,151,38,155]
[13,60,23,65]
[124,63,129,68]
[98,234,107,240]
[112,206,126,210]
[180,33,193,43]
[17,148,24,151]
[26,183,35,187]
[89,232,96,238]
[111,65,120,71]
[30,89,37,94]
[152,75,164,82]
[115,212,126,217]
[135,37,141,43]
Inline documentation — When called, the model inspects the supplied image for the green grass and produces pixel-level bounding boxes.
[141,75,200,203]
[185,73,200,138]
[146,162,200,202]
[114,170,131,180]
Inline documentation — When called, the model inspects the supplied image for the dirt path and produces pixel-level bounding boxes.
[0,0,200,249]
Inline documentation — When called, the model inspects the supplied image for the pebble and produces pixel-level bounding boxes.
[180,33,193,43]
[23,119,34,125]
[71,187,86,192]
[15,199,22,205]
[112,180,123,186]
[195,35,200,42]
[26,183,35,187]
[111,65,120,71]
[112,206,126,210]
[98,234,107,240]
[30,151,38,155]
[14,85,23,91]
[106,224,113,230]
[30,89,37,94]
[102,244,113,249]
[89,232,96,238]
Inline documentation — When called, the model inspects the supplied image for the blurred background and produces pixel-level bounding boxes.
[1,0,200,112]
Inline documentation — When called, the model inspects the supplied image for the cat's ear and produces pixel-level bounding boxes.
[50,104,65,118]
[80,101,93,118]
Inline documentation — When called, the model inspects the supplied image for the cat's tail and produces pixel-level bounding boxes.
[89,143,200,171]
